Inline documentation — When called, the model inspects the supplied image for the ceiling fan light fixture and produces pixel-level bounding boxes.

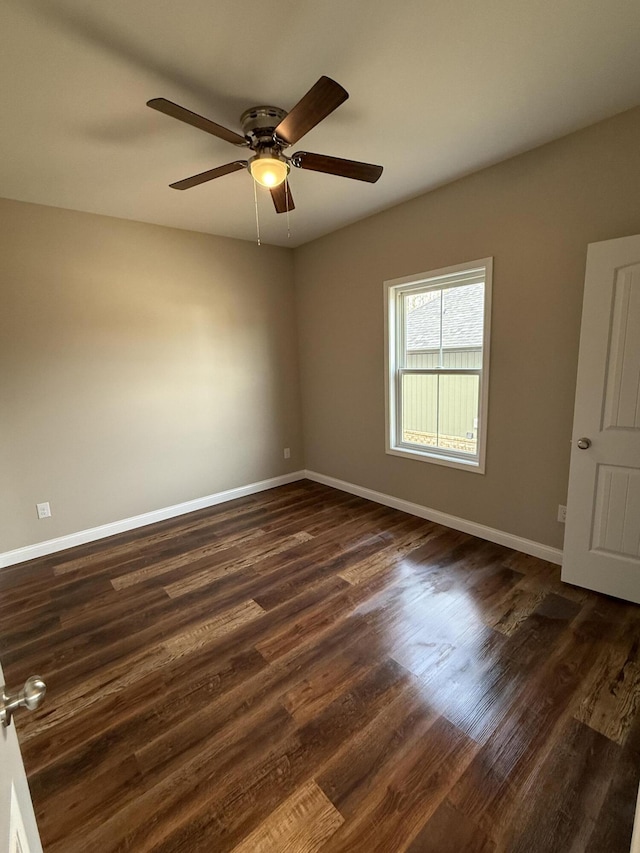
[250,155,289,188]
[148,78,382,215]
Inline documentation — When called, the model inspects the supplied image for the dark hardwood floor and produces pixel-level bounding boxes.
[1,480,639,851]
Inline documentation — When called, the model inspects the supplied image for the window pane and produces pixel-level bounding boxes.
[401,373,479,455]
[402,374,438,448]
[404,283,484,368]
[442,283,484,351]
[438,374,479,455]
[404,290,442,362]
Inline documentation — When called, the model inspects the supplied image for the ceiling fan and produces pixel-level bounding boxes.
[147,76,383,213]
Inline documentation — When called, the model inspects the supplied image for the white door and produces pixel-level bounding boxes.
[0,662,43,853]
[563,234,640,603]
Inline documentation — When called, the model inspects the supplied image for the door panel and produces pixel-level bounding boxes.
[0,663,43,853]
[592,465,640,558]
[603,266,640,429]
[563,235,640,602]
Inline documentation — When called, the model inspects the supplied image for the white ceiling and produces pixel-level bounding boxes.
[2,0,640,247]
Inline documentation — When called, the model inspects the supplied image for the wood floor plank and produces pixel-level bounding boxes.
[165,506,418,601]
[483,579,547,636]
[165,531,313,598]
[321,716,479,852]
[213,658,410,844]
[164,598,265,655]
[316,681,440,816]
[31,754,143,847]
[502,717,621,852]
[281,637,380,725]
[125,659,411,853]
[337,524,439,585]
[109,535,252,590]
[20,599,266,740]
[1,481,639,852]
[75,701,297,853]
[405,798,495,853]
[574,610,640,744]
[445,599,625,846]
[23,646,266,783]
[131,593,381,781]
[502,550,595,605]
[230,780,344,853]
[585,705,640,852]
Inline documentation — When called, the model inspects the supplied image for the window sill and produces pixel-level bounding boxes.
[386,445,485,474]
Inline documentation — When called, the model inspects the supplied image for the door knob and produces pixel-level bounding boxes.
[1,675,46,728]
[577,437,591,450]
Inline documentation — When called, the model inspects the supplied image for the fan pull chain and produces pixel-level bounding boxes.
[253,179,261,246]
[285,178,291,240]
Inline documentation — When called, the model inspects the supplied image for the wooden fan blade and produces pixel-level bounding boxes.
[274,77,348,147]
[170,161,247,190]
[292,151,383,183]
[270,181,295,214]
[147,98,247,146]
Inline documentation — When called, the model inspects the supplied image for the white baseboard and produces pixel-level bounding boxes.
[304,470,563,565]
[0,471,306,569]
[1,468,563,569]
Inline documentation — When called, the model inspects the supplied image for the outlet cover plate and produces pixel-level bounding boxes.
[36,501,51,519]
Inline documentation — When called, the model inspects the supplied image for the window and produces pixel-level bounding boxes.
[385,258,492,473]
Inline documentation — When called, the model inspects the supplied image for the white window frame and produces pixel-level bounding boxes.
[384,257,492,474]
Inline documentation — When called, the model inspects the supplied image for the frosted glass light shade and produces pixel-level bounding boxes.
[250,157,289,188]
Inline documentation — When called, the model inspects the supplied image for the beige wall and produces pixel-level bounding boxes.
[2,107,639,557]
[0,199,302,553]
[294,107,640,550]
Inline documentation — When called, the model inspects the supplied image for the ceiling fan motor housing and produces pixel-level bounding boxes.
[240,106,288,149]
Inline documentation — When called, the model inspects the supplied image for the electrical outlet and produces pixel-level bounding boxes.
[283,447,291,459]
[557,504,567,523]
[36,501,51,519]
